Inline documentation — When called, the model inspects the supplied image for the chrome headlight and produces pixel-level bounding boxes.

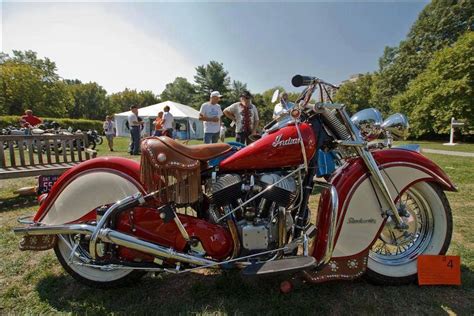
[381,113,409,139]
[350,108,383,141]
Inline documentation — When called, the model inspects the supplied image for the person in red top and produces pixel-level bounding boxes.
[20,110,42,128]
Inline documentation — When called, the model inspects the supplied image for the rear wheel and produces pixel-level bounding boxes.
[365,182,452,285]
[54,234,146,288]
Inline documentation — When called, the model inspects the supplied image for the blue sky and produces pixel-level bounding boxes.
[2,1,427,94]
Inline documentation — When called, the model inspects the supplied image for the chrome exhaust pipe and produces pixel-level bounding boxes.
[13,224,216,267]
[13,224,95,236]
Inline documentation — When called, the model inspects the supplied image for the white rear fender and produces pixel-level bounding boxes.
[33,157,143,225]
[41,171,142,225]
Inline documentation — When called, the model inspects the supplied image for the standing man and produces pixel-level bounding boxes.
[128,105,143,155]
[223,91,259,145]
[103,115,116,151]
[162,105,174,138]
[199,91,223,144]
[273,92,295,119]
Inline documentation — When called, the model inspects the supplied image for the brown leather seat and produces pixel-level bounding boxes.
[158,137,232,161]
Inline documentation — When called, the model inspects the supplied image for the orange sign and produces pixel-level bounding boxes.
[417,255,461,286]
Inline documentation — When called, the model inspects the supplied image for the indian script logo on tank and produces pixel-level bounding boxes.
[272,134,301,148]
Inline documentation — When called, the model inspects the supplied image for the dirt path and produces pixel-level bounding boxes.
[422,148,474,157]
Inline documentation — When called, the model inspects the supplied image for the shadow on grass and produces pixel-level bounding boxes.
[0,195,37,213]
[35,266,473,314]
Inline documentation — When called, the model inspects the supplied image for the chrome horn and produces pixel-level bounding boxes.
[381,113,409,139]
[350,108,383,141]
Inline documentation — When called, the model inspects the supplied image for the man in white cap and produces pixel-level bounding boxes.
[199,91,223,144]
[273,91,295,119]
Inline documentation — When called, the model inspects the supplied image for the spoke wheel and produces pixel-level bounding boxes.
[55,234,145,288]
[370,186,434,265]
[365,182,452,285]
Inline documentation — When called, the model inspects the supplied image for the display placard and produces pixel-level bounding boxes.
[417,255,461,286]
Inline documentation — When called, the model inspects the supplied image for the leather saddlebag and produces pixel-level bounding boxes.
[140,137,201,205]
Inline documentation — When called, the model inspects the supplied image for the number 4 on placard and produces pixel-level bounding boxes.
[447,259,454,269]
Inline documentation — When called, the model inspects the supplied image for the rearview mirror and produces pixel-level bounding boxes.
[271,89,280,104]
[381,113,409,139]
[350,108,383,141]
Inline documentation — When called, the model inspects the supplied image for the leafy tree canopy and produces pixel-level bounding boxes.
[1,50,69,117]
[392,31,474,137]
[334,74,375,114]
[372,0,474,110]
[108,88,160,114]
[194,60,230,106]
[159,77,196,107]
[67,81,109,120]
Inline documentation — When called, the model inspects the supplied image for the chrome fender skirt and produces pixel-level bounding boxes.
[313,149,456,260]
[34,157,143,225]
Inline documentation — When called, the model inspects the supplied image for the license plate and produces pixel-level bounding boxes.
[38,175,59,194]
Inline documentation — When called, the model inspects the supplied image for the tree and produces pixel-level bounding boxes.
[194,61,230,106]
[108,88,159,114]
[392,32,474,137]
[67,81,109,120]
[160,77,196,106]
[226,80,248,104]
[334,74,374,115]
[0,50,70,117]
[371,0,474,110]
[139,90,160,108]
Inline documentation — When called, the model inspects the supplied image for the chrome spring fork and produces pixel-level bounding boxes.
[337,105,407,229]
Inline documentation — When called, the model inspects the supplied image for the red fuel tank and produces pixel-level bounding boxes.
[219,123,316,171]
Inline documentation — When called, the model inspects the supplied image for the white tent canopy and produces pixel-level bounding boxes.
[114,101,203,139]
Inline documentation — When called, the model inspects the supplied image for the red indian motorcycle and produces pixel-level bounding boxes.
[14,75,455,288]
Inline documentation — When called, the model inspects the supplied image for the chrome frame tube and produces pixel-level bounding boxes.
[89,192,145,259]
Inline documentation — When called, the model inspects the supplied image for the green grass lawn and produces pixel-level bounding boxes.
[0,138,473,314]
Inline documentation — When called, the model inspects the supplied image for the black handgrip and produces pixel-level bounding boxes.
[292,75,317,87]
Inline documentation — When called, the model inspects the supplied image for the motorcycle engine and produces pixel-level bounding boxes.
[205,172,297,255]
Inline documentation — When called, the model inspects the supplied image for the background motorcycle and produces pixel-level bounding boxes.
[14,75,455,288]
[88,129,103,146]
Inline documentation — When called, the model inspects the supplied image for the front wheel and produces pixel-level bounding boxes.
[366,182,452,285]
[54,234,146,288]
[87,139,96,150]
